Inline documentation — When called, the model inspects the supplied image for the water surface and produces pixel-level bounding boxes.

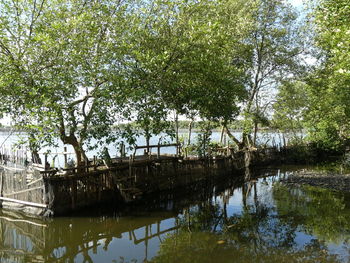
[1,166,350,263]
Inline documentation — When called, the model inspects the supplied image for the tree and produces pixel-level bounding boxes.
[0,0,132,165]
[128,0,250,142]
[224,0,304,152]
[272,80,308,142]
[303,0,350,150]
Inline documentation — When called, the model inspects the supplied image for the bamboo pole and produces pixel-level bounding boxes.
[0,172,3,198]
[94,156,97,171]
[0,196,48,208]
[157,143,160,159]
[44,153,48,171]
[3,186,43,197]
[64,147,68,168]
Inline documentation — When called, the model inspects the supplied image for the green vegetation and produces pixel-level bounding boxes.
[149,182,348,263]
[0,0,349,164]
[274,183,350,244]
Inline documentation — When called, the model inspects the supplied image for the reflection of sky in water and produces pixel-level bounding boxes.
[1,167,350,262]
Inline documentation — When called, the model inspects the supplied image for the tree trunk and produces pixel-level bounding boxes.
[143,122,151,154]
[187,120,193,146]
[253,121,258,147]
[59,112,87,168]
[175,112,179,155]
[244,147,252,168]
[71,141,85,167]
[224,125,244,150]
[31,150,42,164]
[146,135,150,154]
[60,133,86,167]
[220,125,225,144]
[282,133,287,148]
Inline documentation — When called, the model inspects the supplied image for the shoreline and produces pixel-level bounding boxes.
[281,170,350,192]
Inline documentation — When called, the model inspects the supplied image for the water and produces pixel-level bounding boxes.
[1,166,350,263]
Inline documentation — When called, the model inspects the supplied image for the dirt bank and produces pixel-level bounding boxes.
[281,170,350,192]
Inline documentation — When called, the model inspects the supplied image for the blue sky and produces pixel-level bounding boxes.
[289,0,304,8]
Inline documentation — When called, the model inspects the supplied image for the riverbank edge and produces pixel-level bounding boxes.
[281,168,350,193]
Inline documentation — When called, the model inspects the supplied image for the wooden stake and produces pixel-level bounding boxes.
[44,153,48,171]
[64,146,68,168]
[157,143,160,159]
[94,156,97,171]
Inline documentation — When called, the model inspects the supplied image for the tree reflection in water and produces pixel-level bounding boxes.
[151,169,350,263]
[1,167,350,263]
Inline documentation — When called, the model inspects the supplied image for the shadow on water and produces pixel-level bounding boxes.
[1,166,350,263]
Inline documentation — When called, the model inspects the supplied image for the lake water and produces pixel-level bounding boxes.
[1,165,350,263]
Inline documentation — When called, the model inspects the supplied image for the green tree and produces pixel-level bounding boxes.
[272,80,308,142]
[224,0,304,152]
[0,0,132,165]
[303,0,350,150]
[128,0,250,143]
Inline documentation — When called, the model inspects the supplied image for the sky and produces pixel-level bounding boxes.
[289,0,305,8]
[290,0,304,6]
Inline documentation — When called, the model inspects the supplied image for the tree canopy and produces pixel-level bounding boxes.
[1,0,350,164]
[302,0,350,150]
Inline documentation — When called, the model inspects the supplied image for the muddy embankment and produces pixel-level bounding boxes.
[282,169,350,192]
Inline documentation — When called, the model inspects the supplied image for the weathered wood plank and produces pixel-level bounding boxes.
[0,196,47,208]
[0,172,2,197]
[3,186,43,197]
[135,143,179,149]
[27,177,43,186]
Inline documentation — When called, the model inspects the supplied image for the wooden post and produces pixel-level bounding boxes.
[157,143,160,159]
[44,153,48,171]
[203,135,206,158]
[120,142,124,158]
[129,154,133,179]
[64,146,68,168]
[71,179,76,209]
[94,156,97,171]
[85,158,89,173]
[0,172,3,199]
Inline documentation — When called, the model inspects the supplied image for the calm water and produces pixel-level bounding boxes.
[1,166,350,263]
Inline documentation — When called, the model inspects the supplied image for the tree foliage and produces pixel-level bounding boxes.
[0,0,135,164]
[3,0,341,165]
[224,0,304,149]
[272,80,308,135]
[304,0,350,150]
